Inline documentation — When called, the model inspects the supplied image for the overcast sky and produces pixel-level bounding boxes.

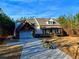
[0,0,79,19]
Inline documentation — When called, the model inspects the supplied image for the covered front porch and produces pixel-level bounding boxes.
[41,28,63,36]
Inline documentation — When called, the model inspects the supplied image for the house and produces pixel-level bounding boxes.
[26,18,68,37]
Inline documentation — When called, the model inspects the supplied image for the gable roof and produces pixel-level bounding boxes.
[38,18,60,26]
[26,18,59,25]
[36,18,49,25]
[26,18,61,26]
[16,20,34,32]
[16,21,28,31]
[17,18,62,28]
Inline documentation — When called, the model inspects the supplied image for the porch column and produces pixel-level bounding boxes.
[44,29,46,35]
[58,28,62,35]
[61,28,63,35]
[55,28,57,34]
[43,29,45,35]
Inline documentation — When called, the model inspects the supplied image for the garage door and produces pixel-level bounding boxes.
[20,31,33,39]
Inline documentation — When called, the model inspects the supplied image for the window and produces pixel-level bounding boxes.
[48,21,52,24]
[53,21,56,24]
[48,21,56,25]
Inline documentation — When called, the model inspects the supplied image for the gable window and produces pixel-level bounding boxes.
[48,21,56,25]
[48,21,52,24]
[53,21,56,24]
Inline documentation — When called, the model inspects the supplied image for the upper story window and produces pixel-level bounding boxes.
[53,21,56,24]
[48,21,52,24]
[48,21,56,25]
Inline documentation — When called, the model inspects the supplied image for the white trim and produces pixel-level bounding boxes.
[34,17,40,29]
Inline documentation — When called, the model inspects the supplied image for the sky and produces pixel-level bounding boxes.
[0,0,79,19]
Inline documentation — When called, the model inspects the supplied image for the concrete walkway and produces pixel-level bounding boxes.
[20,39,72,59]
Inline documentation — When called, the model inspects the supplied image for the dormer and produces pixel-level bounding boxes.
[46,19,57,25]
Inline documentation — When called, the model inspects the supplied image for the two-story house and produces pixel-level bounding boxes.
[26,18,67,37]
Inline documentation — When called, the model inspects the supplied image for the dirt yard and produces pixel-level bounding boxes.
[41,37,79,59]
[56,37,79,59]
[0,45,22,59]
